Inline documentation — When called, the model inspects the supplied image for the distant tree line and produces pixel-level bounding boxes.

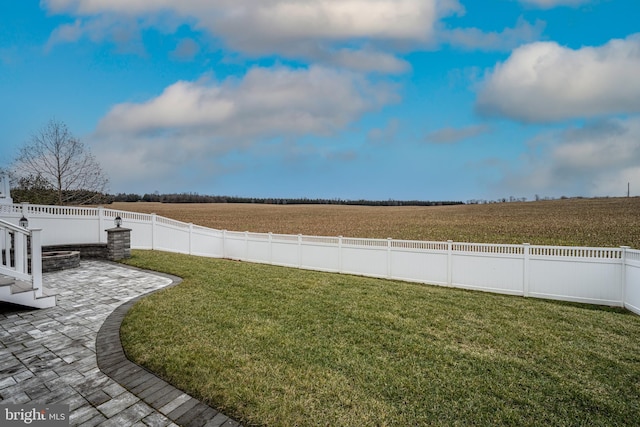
[110,192,464,206]
[8,185,564,207]
[465,195,589,204]
[8,187,615,206]
[9,180,596,208]
[10,175,111,205]
[467,196,529,204]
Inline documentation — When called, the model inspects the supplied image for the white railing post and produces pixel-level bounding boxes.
[621,246,630,307]
[15,230,25,274]
[387,238,393,279]
[523,243,530,297]
[447,240,453,286]
[298,234,303,268]
[2,227,10,266]
[269,232,273,264]
[31,229,43,298]
[189,223,194,255]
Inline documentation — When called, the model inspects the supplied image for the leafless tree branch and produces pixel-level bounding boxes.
[11,119,109,205]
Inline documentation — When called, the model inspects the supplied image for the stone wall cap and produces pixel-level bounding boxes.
[105,227,132,232]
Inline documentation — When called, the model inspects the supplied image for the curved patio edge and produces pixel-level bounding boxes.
[95,263,242,427]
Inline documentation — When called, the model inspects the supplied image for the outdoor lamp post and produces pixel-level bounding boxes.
[19,216,28,228]
[106,215,130,260]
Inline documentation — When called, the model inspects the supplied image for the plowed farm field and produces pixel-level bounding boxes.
[109,197,640,248]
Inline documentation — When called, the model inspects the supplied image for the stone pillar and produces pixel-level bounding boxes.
[105,227,131,261]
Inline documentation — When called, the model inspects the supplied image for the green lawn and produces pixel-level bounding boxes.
[121,250,640,426]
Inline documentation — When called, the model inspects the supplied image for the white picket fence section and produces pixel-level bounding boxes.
[1,202,639,315]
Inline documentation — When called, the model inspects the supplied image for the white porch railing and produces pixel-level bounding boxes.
[0,218,43,298]
[1,202,639,315]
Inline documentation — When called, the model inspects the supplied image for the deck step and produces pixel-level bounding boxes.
[11,280,34,294]
[0,275,57,309]
[0,275,14,286]
[41,287,56,297]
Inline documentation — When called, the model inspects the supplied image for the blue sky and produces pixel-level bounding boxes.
[1,0,639,202]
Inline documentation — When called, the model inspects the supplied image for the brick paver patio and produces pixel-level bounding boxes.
[0,261,241,427]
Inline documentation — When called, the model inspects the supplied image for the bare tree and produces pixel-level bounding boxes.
[12,119,109,205]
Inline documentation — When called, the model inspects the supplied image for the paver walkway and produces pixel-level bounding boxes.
[0,261,241,426]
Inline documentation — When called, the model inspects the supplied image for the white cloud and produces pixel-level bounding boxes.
[46,19,83,46]
[43,1,452,46]
[328,49,411,74]
[45,1,549,74]
[477,34,640,123]
[46,13,146,53]
[170,38,200,61]
[591,167,640,197]
[440,17,545,51]
[43,0,447,42]
[426,124,492,143]
[98,66,397,137]
[42,0,463,73]
[501,117,640,197]
[93,66,398,189]
[220,1,437,45]
[367,118,401,144]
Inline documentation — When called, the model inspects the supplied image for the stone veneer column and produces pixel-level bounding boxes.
[105,227,131,261]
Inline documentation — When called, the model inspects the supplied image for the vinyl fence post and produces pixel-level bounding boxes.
[621,246,630,307]
[222,230,227,258]
[189,223,193,255]
[244,231,249,261]
[151,213,157,250]
[523,243,530,297]
[98,206,105,243]
[298,234,303,268]
[387,238,393,279]
[447,240,453,286]
[338,236,343,274]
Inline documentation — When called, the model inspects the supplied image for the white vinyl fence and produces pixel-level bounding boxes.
[1,202,639,315]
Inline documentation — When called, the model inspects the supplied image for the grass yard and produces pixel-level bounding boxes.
[121,250,640,426]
